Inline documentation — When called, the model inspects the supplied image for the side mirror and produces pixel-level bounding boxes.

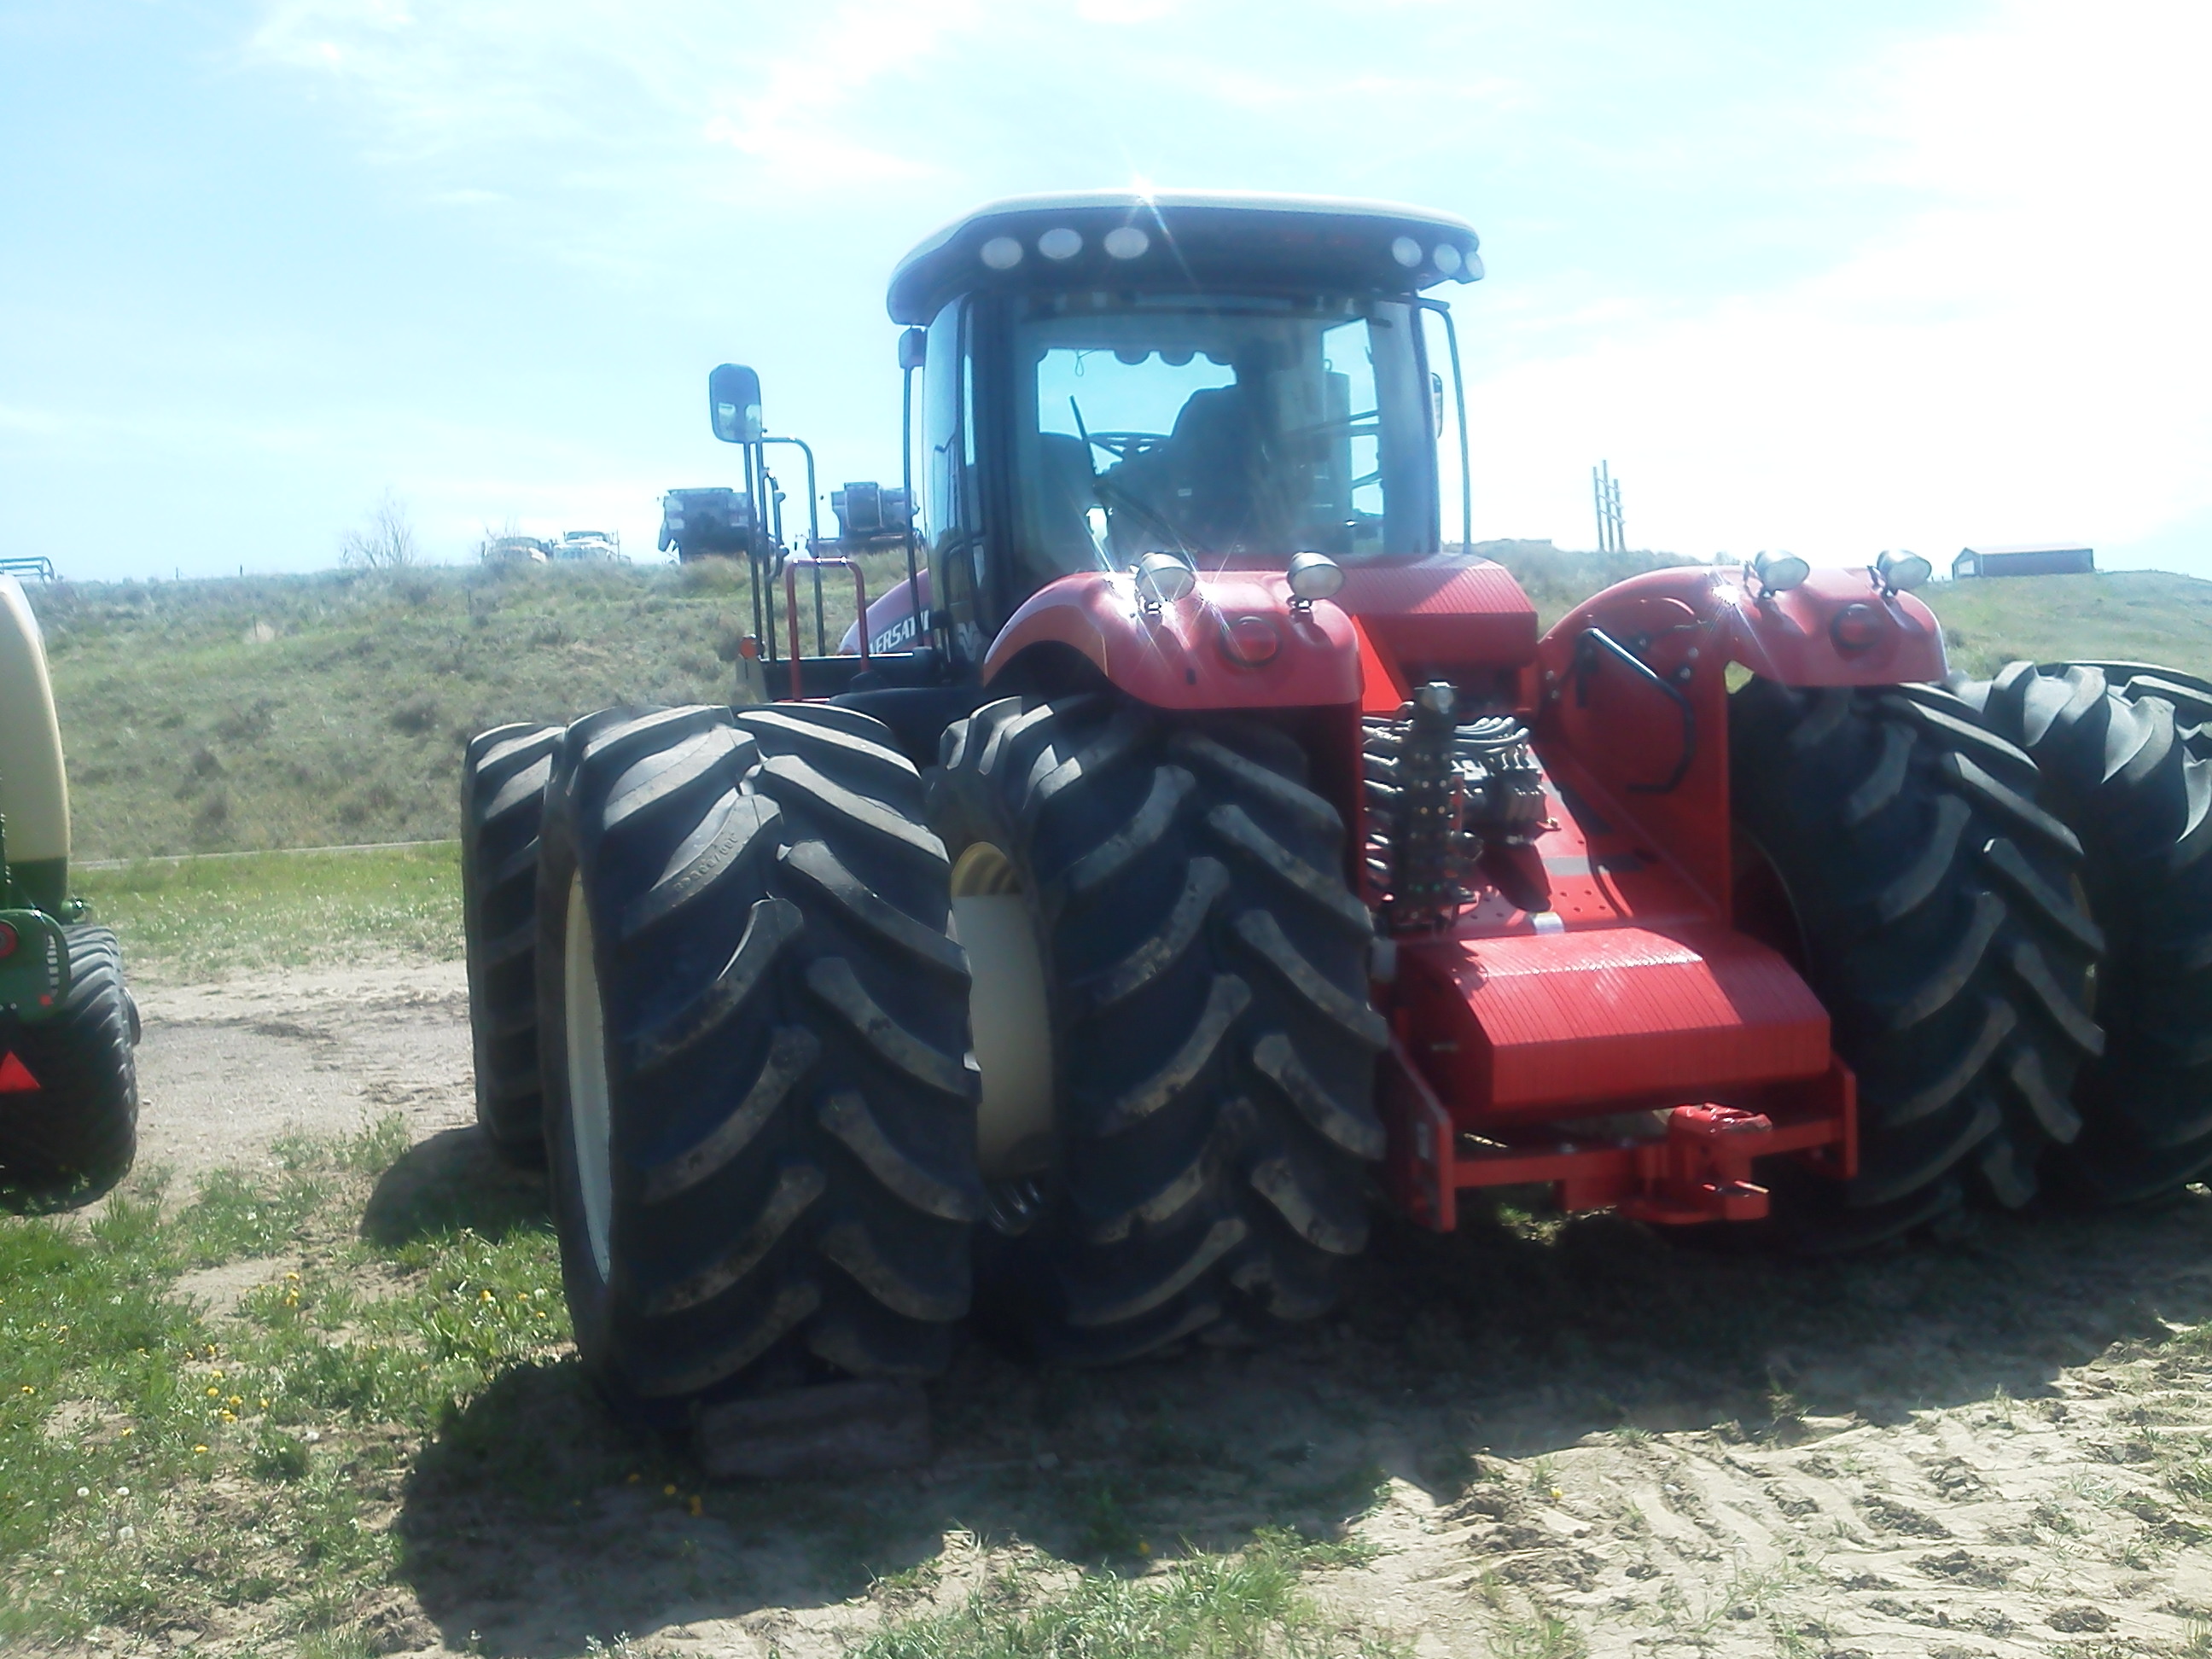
[897,328,927,373]
[708,364,763,445]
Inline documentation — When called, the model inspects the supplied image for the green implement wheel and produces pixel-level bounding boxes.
[0,927,139,1211]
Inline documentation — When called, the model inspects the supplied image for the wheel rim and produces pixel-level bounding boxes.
[951,842,1056,1180]
[563,872,615,1282]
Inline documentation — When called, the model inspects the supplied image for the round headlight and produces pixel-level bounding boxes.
[1037,227,1083,261]
[1285,550,1345,602]
[1390,236,1422,268]
[1220,614,1280,667]
[1103,225,1149,260]
[1831,602,1887,651]
[1753,550,1810,594]
[1877,550,1932,591]
[1432,243,1462,276]
[1133,550,1195,606]
[979,236,1023,271]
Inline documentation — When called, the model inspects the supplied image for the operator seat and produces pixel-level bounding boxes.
[1106,380,1266,555]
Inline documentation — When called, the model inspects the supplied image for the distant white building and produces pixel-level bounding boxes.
[1953,544,2095,579]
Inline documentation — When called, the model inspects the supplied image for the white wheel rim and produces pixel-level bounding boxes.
[564,871,615,1282]
[951,843,1057,1179]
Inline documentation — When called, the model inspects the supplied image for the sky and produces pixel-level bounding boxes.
[3,0,2209,582]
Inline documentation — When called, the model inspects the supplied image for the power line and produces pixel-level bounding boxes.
[1592,461,1625,554]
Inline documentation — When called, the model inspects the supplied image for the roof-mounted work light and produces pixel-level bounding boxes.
[1752,551,1810,595]
[1132,551,1196,609]
[1877,550,1932,592]
[1284,550,1344,610]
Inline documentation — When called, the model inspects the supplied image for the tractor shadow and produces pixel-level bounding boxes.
[361,1125,549,1249]
[385,1144,2212,1656]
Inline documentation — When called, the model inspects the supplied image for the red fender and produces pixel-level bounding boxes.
[836,567,930,655]
[982,570,1362,710]
[1532,564,1949,910]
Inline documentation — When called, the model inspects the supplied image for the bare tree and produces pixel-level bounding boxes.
[340,489,421,570]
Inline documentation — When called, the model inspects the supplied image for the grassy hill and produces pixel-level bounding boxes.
[29,556,900,861]
[25,552,2212,861]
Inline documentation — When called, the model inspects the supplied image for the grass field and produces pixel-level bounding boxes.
[31,550,2211,863]
[74,846,463,981]
[18,831,2212,1651]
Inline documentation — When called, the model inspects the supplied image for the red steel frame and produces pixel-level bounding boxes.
[914,555,1944,1231]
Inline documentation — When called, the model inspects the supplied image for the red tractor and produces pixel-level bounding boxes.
[462,191,2211,1419]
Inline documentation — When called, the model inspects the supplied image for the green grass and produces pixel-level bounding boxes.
[0,1120,580,1650]
[0,1116,1406,1656]
[73,843,462,981]
[853,1531,1395,1659]
[1922,568,2212,679]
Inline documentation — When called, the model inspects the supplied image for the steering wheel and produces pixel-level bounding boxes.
[1081,430,1173,462]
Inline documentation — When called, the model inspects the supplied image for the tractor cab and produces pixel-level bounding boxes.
[888,192,1481,662]
[701,194,1482,715]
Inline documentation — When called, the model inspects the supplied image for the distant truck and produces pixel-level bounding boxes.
[1953,544,2095,579]
[658,487,759,562]
[827,480,912,550]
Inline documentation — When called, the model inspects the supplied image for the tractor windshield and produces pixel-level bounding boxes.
[1009,292,1435,574]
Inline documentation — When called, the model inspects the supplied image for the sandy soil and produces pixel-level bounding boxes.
[133,962,474,1182]
[116,963,2212,1657]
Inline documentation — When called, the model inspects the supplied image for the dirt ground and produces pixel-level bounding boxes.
[131,963,2212,1658]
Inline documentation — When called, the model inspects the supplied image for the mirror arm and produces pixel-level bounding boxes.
[760,436,820,550]
[1418,298,1472,551]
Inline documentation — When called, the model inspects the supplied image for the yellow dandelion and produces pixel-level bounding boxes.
[688,1495,703,1517]
[663,1483,678,1497]
[192,1445,208,1454]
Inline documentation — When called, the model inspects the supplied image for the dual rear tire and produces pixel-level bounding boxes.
[1730,680,2104,1244]
[1954,662,2212,1202]
[532,704,980,1418]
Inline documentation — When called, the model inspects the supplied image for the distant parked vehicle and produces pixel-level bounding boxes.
[658,487,759,562]
[481,535,550,565]
[552,530,626,562]
[828,481,912,550]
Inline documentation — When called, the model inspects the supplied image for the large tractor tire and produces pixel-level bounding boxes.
[928,694,1386,1365]
[461,723,562,1162]
[1953,662,2212,1202]
[0,927,138,1211]
[536,702,978,1420]
[1730,679,2103,1246]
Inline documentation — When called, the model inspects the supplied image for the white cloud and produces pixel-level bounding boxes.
[1467,0,2212,571]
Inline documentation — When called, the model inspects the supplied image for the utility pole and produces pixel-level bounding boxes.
[1592,461,1625,554]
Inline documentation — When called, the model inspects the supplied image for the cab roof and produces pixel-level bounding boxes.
[887,190,1482,326]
